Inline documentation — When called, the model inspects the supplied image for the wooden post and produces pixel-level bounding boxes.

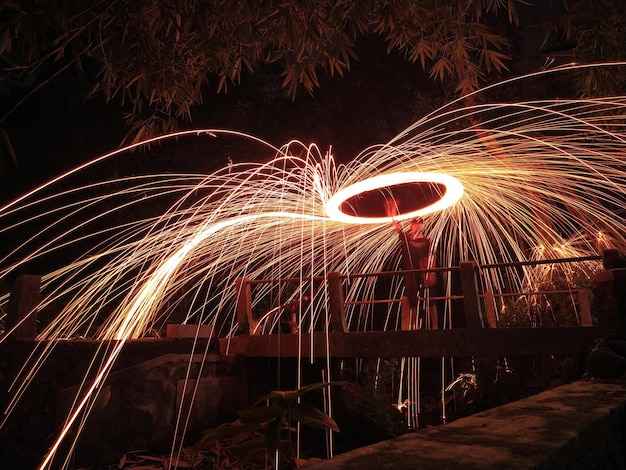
[235,277,253,335]
[401,296,412,331]
[483,291,498,328]
[6,274,41,341]
[602,248,626,270]
[592,268,626,335]
[578,289,593,326]
[460,261,484,329]
[328,271,348,332]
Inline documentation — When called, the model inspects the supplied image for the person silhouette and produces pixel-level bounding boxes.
[386,199,438,329]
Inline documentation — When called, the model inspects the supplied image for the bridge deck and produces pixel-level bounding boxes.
[219,327,600,358]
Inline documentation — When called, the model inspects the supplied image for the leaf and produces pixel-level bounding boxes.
[254,381,348,407]
[167,457,191,468]
[410,39,437,68]
[291,403,340,432]
[265,418,282,456]
[93,385,111,412]
[295,381,349,399]
[0,128,18,169]
[0,29,11,55]
[231,435,266,454]
[236,405,285,424]
[481,49,510,73]
[123,466,162,470]
[193,421,264,451]
[122,466,160,470]
[136,455,164,462]
[252,390,287,407]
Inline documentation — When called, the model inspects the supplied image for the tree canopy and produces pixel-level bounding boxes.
[0,0,624,148]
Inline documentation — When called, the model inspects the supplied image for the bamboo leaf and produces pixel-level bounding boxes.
[291,403,340,432]
[0,128,18,169]
[236,406,284,424]
[265,418,282,456]
[125,74,143,90]
[429,57,451,81]
[0,29,11,55]
[193,421,264,451]
[481,49,510,73]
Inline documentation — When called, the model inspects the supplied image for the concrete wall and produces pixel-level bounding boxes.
[307,380,626,470]
[0,339,248,468]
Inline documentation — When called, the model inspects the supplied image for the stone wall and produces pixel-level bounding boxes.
[0,339,248,468]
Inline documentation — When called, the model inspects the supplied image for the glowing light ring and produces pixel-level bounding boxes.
[325,172,464,224]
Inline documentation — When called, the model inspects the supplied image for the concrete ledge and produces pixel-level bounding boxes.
[309,380,626,470]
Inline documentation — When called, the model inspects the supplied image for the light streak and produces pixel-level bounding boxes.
[324,172,464,224]
[0,63,625,468]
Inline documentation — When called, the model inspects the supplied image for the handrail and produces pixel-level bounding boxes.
[236,255,604,333]
[244,255,603,285]
[476,255,602,270]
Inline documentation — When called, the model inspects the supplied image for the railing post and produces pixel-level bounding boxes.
[483,291,498,328]
[460,261,484,329]
[6,274,41,341]
[578,289,593,326]
[327,271,348,332]
[400,296,412,331]
[593,250,626,335]
[235,277,253,335]
[602,248,626,270]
